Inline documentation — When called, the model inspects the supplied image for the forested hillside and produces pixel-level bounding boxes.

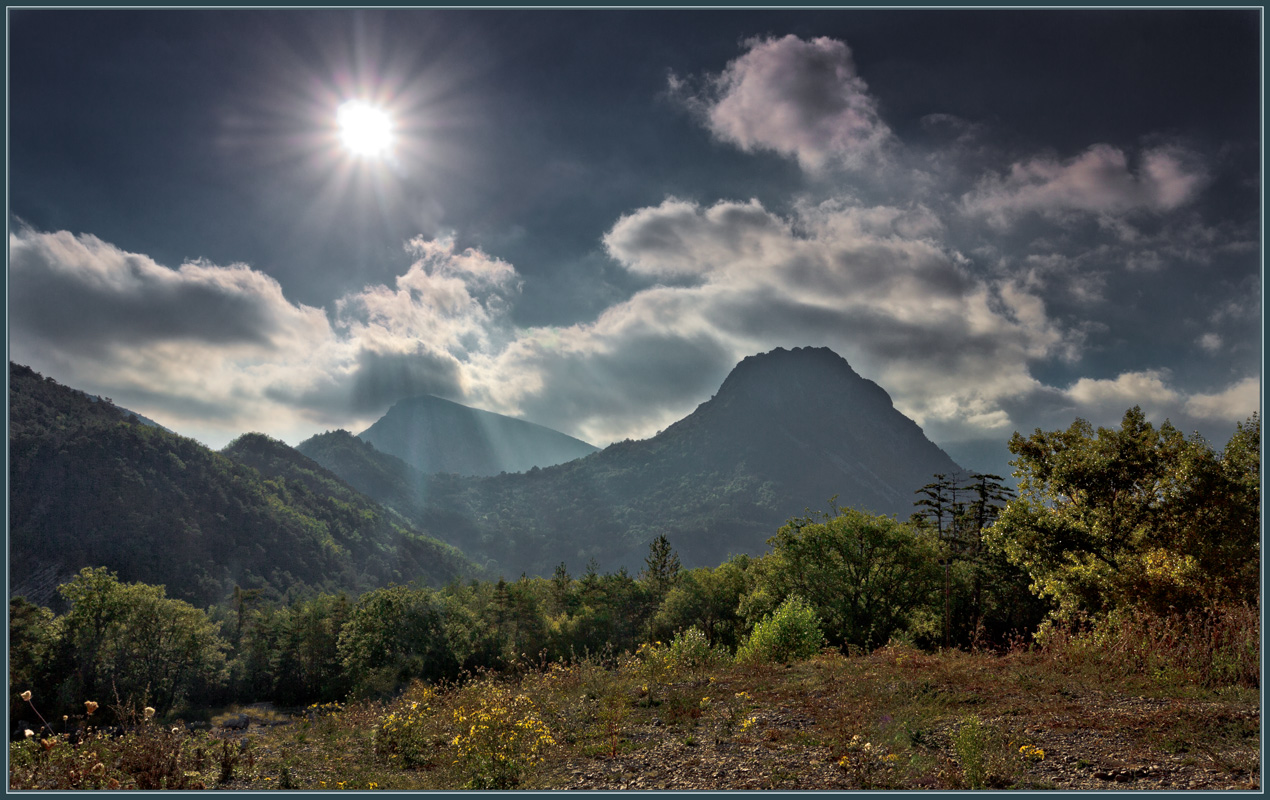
[296,429,430,522]
[9,364,476,608]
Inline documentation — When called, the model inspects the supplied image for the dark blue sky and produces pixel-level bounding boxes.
[8,8,1262,476]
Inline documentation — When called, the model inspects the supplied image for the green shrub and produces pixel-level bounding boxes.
[951,713,1019,789]
[665,627,728,675]
[735,595,823,665]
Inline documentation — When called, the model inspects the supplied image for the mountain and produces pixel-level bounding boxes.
[357,394,599,477]
[681,345,963,514]
[313,347,963,578]
[8,363,477,608]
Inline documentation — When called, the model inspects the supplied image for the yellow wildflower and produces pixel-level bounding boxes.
[1019,744,1045,762]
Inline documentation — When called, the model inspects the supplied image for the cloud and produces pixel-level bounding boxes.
[336,235,519,350]
[670,34,893,172]
[1063,370,1182,420]
[487,323,736,445]
[8,228,524,445]
[12,210,1256,457]
[268,344,466,417]
[1185,376,1260,421]
[8,226,326,354]
[994,370,1260,439]
[603,197,791,279]
[264,236,527,425]
[1197,333,1223,354]
[491,196,1074,445]
[7,186,1084,450]
[963,143,1208,225]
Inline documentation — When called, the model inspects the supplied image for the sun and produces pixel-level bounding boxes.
[337,100,394,158]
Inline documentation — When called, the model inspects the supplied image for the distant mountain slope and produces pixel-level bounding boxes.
[297,429,429,520]
[357,394,599,477]
[9,363,476,608]
[218,431,476,582]
[321,347,962,578]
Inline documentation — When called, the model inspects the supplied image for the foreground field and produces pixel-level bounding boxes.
[10,643,1259,791]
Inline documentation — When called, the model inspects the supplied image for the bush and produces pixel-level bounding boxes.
[449,681,555,789]
[735,595,823,665]
[9,706,211,791]
[1036,604,1260,689]
[950,714,1019,789]
[665,627,728,675]
[372,683,439,768]
[952,715,989,789]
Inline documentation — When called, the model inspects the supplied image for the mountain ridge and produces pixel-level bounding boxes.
[315,346,962,578]
[11,347,963,594]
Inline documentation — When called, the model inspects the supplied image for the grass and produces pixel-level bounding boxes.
[10,638,1260,791]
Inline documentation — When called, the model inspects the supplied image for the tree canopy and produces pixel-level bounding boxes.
[985,407,1260,623]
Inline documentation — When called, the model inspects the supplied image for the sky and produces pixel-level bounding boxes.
[8,8,1262,479]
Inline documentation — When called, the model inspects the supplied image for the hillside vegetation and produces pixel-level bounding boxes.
[9,364,476,609]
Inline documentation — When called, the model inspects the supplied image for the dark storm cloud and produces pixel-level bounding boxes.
[263,344,466,425]
[348,346,465,413]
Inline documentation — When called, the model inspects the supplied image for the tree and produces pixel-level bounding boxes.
[756,508,943,650]
[337,585,466,696]
[10,597,56,730]
[639,535,681,595]
[912,472,1037,648]
[637,535,682,638]
[54,568,227,715]
[270,593,352,705]
[652,556,751,650]
[550,562,573,615]
[985,408,1260,623]
[913,473,962,544]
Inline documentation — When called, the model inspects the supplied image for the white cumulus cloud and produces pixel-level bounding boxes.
[1185,376,1260,421]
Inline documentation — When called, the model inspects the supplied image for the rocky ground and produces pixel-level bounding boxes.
[537,692,1259,791]
[207,650,1261,792]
